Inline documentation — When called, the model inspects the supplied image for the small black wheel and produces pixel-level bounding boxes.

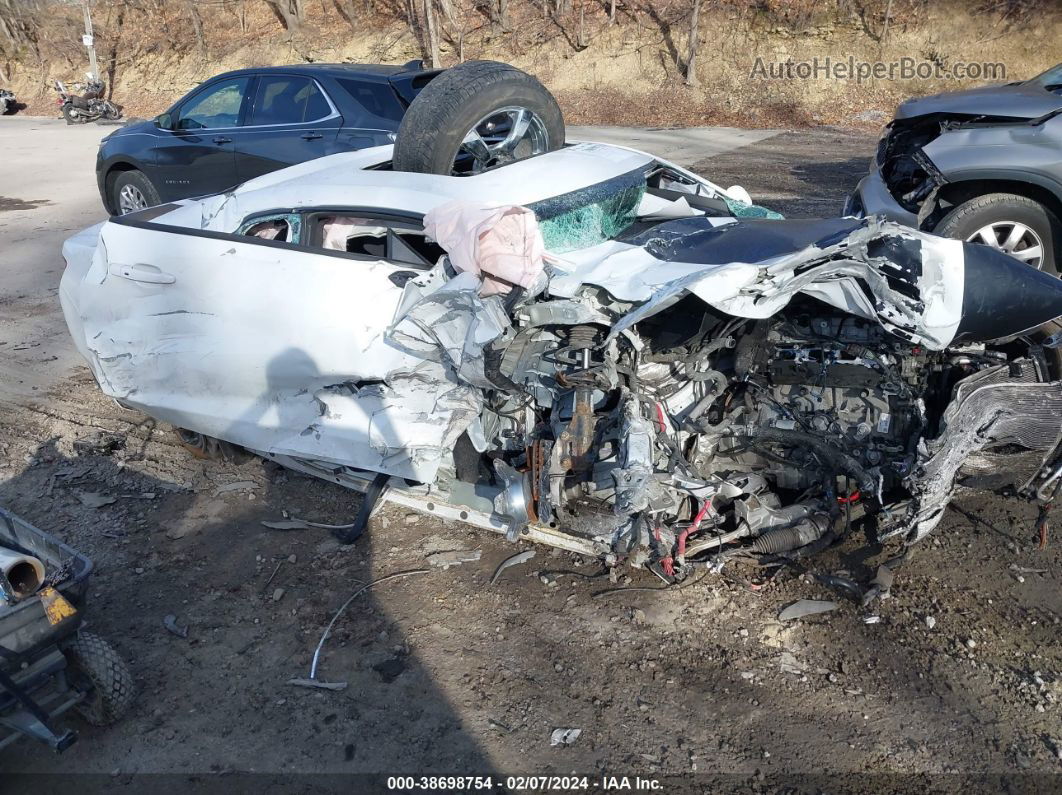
[392,60,564,176]
[934,192,1059,275]
[62,105,79,125]
[111,170,161,215]
[63,631,135,727]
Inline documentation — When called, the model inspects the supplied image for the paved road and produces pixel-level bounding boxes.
[567,125,778,167]
[0,117,778,403]
[0,117,114,400]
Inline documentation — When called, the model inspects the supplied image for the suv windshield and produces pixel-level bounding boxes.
[1029,63,1062,90]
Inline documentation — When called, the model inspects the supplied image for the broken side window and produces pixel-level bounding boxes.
[308,214,444,268]
[237,213,300,243]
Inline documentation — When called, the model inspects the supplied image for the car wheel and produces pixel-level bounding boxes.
[392,60,564,176]
[112,170,161,215]
[933,192,1059,275]
[173,427,251,463]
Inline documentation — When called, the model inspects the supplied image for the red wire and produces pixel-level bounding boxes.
[837,490,861,505]
[676,500,713,559]
[654,524,675,575]
[655,402,667,433]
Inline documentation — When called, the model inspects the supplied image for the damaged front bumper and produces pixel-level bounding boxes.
[845,168,920,228]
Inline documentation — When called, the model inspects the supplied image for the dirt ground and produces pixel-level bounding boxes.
[3,129,1061,791]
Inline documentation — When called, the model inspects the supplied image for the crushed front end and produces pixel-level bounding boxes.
[387,184,1062,580]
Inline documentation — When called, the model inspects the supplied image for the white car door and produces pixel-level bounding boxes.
[73,213,474,482]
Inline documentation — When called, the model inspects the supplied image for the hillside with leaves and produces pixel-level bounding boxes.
[1,0,1059,126]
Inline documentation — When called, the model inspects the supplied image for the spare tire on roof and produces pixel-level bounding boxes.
[392,60,565,176]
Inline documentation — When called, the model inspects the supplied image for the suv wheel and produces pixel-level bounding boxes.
[111,170,161,216]
[933,192,1058,275]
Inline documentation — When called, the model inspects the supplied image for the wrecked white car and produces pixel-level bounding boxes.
[60,136,1062,578]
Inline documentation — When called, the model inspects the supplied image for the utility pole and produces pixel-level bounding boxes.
[81,0,98,81]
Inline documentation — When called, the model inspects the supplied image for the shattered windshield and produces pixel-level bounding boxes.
[529,167,646,253]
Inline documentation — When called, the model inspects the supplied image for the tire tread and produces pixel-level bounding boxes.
[935,191,1058,274]
[66,630,135,726]
[393,60,564,174]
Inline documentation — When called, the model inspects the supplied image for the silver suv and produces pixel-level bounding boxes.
[846,64,1062,275]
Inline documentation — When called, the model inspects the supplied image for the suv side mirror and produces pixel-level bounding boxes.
[154,112,173,130]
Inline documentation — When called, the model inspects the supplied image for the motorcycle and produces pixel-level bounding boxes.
[0,88,14,115]
[54,78,120,124]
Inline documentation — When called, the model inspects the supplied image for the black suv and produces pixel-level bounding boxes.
[96,62,440,215]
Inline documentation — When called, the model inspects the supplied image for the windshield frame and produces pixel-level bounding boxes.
[1028,63,1062,89]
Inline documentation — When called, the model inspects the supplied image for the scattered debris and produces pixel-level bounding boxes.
[425,549,481,569]
[1047,737,1062,763]
[862,564,895,607]
[272,587,286,603]
[288,678,348,691]
[261,516,360,531]
[73,431,125,457]
[1009,564,1048,575]
[372,656,408,683]
[75,491,116,509]
[779,652,804,675]
[162,614,188,638]
[550,728,582,746]
[263,561,283,589]
[488,718,513,733]
[490,550,536,585]
[778,599,838,621]
[814,573,863,602]
[261,519,312,531]
[213,480,257,496]
[863,615,881,624]
[308,569,431,681]
[925,615,937,629]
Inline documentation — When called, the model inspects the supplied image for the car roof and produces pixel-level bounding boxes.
[211,62,432,83]
[201,143,657,228]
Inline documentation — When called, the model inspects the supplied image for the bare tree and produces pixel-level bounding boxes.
[685,0,701,87]
[609,0,616,24]
[0,0,38,50]
[436,0,454,25]
[228,0,248,34]
[879,0,894,42]
[423,0,440,67]
[335,0,360,28]
[186,0,206,52]
[263,0,306,32]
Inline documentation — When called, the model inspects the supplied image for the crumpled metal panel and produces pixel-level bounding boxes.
[888,365,1062,541]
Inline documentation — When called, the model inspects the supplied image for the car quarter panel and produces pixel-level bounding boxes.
[66,219,465,481]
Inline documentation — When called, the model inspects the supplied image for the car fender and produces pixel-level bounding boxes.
[923,117,1062,208]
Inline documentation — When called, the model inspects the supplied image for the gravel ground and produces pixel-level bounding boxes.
[3,129,1061,791]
